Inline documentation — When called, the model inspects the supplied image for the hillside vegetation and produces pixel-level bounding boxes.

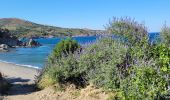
[0,18,103,38]
[37,17,170,100]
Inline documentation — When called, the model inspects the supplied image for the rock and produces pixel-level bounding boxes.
[25,39,41,47]
[0,28,42,48]
[0,44,8,49]
[0,44,9,52]
[0,38,21,47]
[0,28,22,47]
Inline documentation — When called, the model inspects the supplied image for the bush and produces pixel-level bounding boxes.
[37,38,127,89]
[79,38,128,90]
[37,38,81,88]
[161,24,170,46]
[149,44,170,73]
[38,37,170,99]
[105,17,170,99]
[37,17,170,99]
[106,17,148,46]
[50,38,80,60]
[116,59,168,100]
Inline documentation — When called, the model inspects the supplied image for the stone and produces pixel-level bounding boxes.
[0,44,9,52]
[25,39,41,47]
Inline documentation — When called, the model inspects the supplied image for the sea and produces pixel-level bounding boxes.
[0,33,160,69]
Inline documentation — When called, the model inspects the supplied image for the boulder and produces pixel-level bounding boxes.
[0,44,9,52]
[25,39,41,47]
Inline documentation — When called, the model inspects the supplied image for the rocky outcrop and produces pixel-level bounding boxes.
[0,38,21,47]
[0,28,22,48]
[22,39,41,47]
[0,28,41,51]
[0,44,9,52]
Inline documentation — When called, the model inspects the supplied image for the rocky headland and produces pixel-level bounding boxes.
[0,28,41,52]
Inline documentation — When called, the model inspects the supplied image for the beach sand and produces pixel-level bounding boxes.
[0,62,110,100]
[0,62,38,83]
[0,62,39,100]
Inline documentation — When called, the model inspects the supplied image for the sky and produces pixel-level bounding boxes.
[0,0,170,32]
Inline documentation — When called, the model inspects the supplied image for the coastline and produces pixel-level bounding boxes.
[0,60,41,69]
[0,61,39,83]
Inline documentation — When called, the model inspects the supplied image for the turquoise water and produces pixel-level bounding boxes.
[0,33,159,69]
[0,36,97,68]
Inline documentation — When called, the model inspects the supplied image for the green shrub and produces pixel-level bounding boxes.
[106,17,151,79]
[37,38,127,89]
[161,25,170,46]
[116,59,168,100]
[37,38,81,88]
[106,17,148,46]
[38,54,86,89]
[51,38,80,59]
[149,44,170,95]
[149,44,170,73]
[111,43,170,99]
[79,38,128,90]
[38,37,170,99]
[105,17,170,99]
[37,17,170,100]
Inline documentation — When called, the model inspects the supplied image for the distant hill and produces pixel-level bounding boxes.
[0,18,104,38]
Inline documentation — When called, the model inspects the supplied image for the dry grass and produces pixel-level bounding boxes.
[13,84,113,100]
[37,75,55,89]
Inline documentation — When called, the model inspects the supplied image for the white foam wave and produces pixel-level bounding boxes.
[0,60,41,69]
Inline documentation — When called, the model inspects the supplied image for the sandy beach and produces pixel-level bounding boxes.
[0,62,38,83]
[0,62,39,100]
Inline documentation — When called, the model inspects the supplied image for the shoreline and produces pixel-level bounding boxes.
[0,60,41,69]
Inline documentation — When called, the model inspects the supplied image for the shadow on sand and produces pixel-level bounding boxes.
[5,77,37,96]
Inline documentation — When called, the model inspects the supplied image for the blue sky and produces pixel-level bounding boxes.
[0,0,170,32]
